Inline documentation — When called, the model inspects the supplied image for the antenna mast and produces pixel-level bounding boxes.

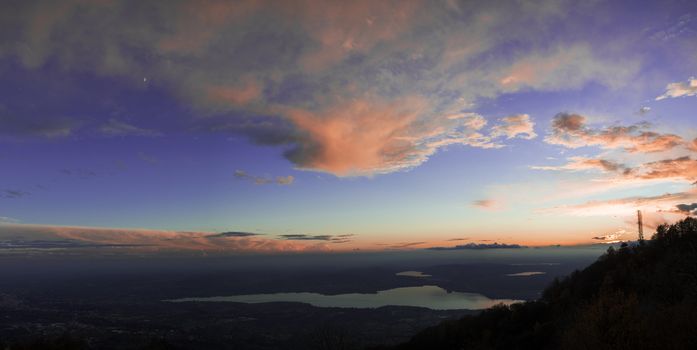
[637,210,644,242]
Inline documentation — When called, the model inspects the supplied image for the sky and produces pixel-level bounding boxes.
[0,0,696,252]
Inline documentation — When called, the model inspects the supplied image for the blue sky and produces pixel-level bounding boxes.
[0,0,696,251]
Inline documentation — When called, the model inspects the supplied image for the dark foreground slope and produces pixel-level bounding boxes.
[381,217,697,350]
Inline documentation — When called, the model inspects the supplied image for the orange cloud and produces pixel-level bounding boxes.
[626,132,685,153]
[281,96,430,176]
[277,95,518,176]
[690,138,697,152]
[632,156,697,182]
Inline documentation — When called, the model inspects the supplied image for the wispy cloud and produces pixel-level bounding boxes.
[99,119,161,137]
[275,175,295,185]
[0,216,19,224]
[138,152,159,165]
[0,109,75,138]
[545,113,687,153]
[205,231,261,238]
[532,156,629,173]
[497,45,636,92]
[60,168,99,179]
[234,170,295,186]
[535,156,697,184]
[1,189,30,199]
[0,239,146,249]
[388,241,427,249]
[490,114,537,140]
[277,233,355,244]
[656,77,697,100]
[541,189,697,217]
[206,79,263,107]
[278,234,332,241]
[472,199,503,211]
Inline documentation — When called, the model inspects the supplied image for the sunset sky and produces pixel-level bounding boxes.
[0,0,696,251]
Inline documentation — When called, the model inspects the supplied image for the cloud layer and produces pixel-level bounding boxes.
[0,0,639,176]
[0,224,338,253]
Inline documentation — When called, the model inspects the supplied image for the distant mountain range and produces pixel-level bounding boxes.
[427,242,524,250]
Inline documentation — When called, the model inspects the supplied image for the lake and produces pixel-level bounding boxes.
[506,271,546,276]
[167,285,521,310]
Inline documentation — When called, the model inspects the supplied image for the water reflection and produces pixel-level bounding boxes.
[506,271,546,277]
[395,270,431,277]
[168,285,521,310]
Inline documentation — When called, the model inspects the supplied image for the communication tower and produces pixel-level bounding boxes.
[637,210,644,242]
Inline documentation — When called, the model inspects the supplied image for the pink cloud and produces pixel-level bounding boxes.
[277,96,514,176]
[20,1,79,68]
[157,0,261,54]
[6,1,611,178]
[207,79,263,107]
[490,114,536,140]
[626,132,685,153]
[498,45,636,91]
[472,199,504,211]
[541,189,697,219]
[281,96,429,176]
[532,156,627,173]
[445,112,487,129]
[534,155,697,184]
[632,156,697,182]
[545,113,688,153]
[291,0,423,72]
